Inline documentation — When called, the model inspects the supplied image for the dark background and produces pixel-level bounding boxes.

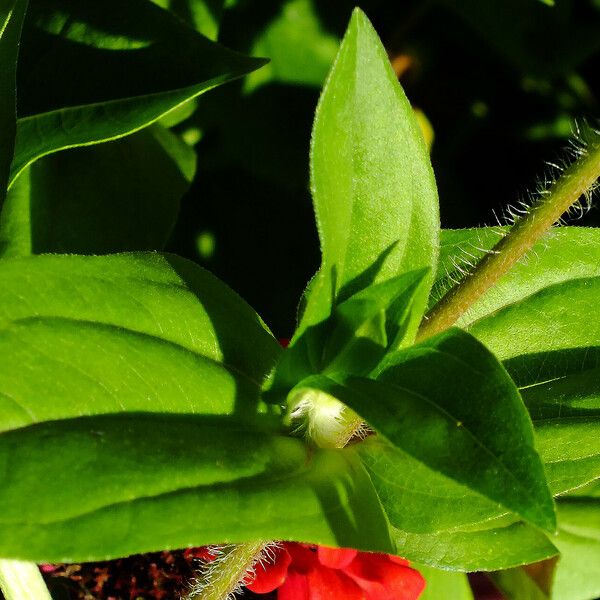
[166,0,600,338]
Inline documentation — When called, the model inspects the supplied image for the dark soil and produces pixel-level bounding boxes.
[34,550,276,600]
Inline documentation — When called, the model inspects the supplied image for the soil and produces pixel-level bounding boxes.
[36,550,276,600]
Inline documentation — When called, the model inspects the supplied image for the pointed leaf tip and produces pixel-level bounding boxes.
[305,5,439,337]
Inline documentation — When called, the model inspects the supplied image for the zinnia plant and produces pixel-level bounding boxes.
[0,2,599,600]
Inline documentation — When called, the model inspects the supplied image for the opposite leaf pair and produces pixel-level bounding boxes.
[0,5,599,600]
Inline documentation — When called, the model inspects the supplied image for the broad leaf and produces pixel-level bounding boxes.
[9,0,265,188]
[533,411,600,498]
[0,414,393,561]
[302,8,439,334]
[297,329,556,532]
[470,280,600,495]
[357,438,503,534]
[436,227,600,496]
[418,565,474,600]
[469,277,600,361]
[0,0,26,204]
[392,520,557,572]
[0,125,195,257]
[0,253,281,433]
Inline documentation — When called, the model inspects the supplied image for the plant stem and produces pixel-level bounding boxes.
[0,560,53,600]
[187,542,268,600]
[417,130,600,342]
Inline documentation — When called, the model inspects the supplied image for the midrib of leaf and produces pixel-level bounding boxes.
[340,26,417,292]
[0,447,316,528]
[518,375,570,391]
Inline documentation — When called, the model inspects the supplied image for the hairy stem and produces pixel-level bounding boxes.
[417,129,600,341]
[0,560,53,600]
[187,542,268,600]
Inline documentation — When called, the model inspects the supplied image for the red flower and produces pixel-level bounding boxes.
[247,543,425,599]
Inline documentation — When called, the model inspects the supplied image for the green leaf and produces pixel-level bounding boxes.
[418,565,474,600]
[392,520,557,572]
[302,7,439,333]
[244,0,339,92]
[9,0,265,188]
[265,269,429,403]
[0,253,281,433]
[468,276,600,496]
[436,228,600,496]
[468,277,600,361]
[532,409,600,498]
[321,268,431,368]
[357,438,504,534]
[0,125,195,257]
[0,414,393,561]
[550,499,600,600]
[150,0,224,40]
[299,328,556,532]
[433,227,600,327]
[0,0,27,204]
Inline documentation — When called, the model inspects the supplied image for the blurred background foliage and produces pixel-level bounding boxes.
[158,0,600,337]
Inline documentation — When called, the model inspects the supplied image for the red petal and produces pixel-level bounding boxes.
[278,572,310,600]
[317,546,358,569]
[39,564,57,574]
[346,554,425,600]
[388,555,410,566]
[286,543,318,574]
[307,565,365,600]
[247,547,292,594]
[183,547,216,561]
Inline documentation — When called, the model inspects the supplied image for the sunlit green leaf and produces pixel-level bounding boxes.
[392,520,557,572]
[0,414,393,561]
[296,328,556,532]
[0,253,281,433]
[436,228,600,496]
[433,228,600,326]
[265,269,429,403]
[418,565,474,599]
[357,438,503,535]
[302,8,439,335]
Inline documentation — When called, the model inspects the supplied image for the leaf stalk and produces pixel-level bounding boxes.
[0,560,53,600]
[187,542,269,600]
[417,128,600,341]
